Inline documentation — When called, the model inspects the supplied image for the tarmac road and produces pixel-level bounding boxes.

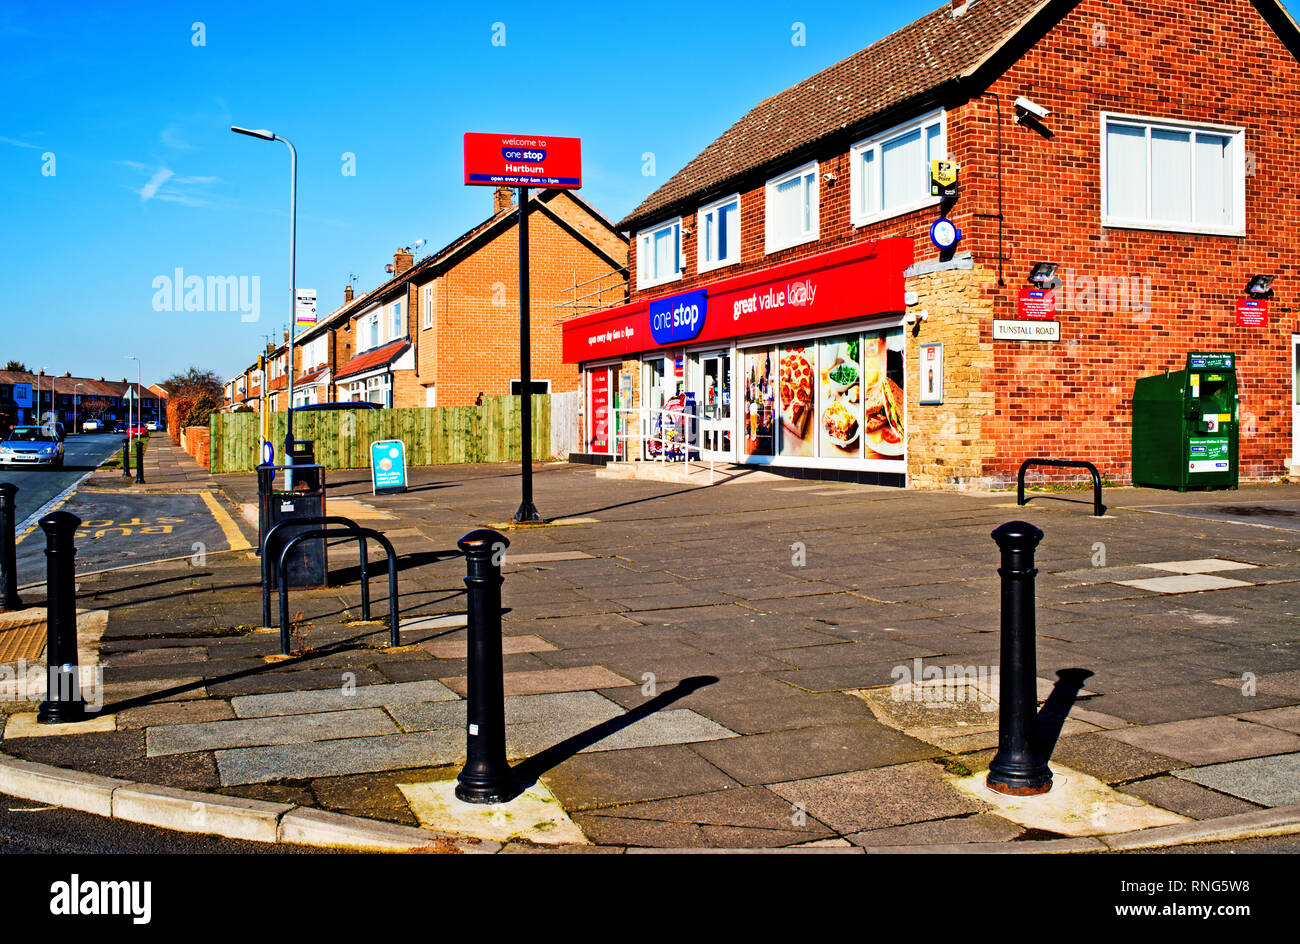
[1,433,124,527]
[0,793,334,853]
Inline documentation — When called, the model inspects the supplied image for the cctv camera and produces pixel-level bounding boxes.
[1014,96,1049,121]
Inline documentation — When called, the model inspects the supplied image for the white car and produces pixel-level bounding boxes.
[0,427,65,467]
[82,419,101,431]
[145,421,158,431]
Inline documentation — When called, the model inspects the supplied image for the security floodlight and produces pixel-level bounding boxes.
[231,126,276,141]
[1027,262,1059,287]
[1245,274,1275,298]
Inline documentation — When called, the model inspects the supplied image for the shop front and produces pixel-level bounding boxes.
[562,239,915,484]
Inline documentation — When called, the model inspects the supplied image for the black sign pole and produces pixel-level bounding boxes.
[513,185,543,523]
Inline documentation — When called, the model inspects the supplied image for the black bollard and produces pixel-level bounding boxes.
[0,483,21,611]
[987,521,1052,795]
[454,528,515,803]
[134,441,145,484]
[121,437,130,478]
[37,511,87,724]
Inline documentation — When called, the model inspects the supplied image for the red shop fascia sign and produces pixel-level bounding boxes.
[561,238,915,364]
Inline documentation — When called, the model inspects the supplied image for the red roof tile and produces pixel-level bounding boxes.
[334,339,410,381]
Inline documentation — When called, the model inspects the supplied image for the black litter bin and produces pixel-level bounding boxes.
[258,462,328,589]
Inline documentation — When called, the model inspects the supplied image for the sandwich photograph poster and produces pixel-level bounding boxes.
[862,328,905,462]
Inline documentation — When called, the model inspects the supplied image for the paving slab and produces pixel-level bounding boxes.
[1116,775,1264,820]
[146,707,399,756]
[1174,753,1300,806]
[440,665,634,697]
[230,679,459,718]
[1113,574,1254,594]
[846,812,1025,846]
[398,778,586,845]
[215,731,465,786]
[948,763,1189,837]
[1046,732,1186,782]
[541,743,741,810]
[1140,559,1258,574]
[1235,705,1300,735]
[1100,716,1300,765]
[769,761,988,834]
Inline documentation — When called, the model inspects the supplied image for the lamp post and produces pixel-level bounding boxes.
[125,355,141,443]
[231,125,297,473]
[34,366,47,427]
[73,383,82,434]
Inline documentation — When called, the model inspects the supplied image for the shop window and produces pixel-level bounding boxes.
[1102,114,1244,235]
[698,195,740,272]
[850,110,944,225]
[636,219,683,288]
[765,162,818,254]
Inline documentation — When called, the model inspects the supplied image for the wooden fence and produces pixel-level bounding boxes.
[208,395,553,473]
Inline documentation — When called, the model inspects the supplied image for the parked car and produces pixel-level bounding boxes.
[122,423,148,437]
[0,426,65,467]
[82,418,102,432]
[145,421,158,431]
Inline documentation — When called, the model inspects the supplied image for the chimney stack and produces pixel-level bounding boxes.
[63,371,71,378]
[950,0,969,16]
[392,247,414,276]
[344,283,354,303]
[283,329,290,344]
[493,186,515,215]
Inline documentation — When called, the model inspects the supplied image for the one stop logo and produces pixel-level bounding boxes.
[649,290,707,344]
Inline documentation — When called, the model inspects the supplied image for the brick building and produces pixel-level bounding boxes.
[562,0,1300,488]
[223,187,627,413]
[0,370,165,431]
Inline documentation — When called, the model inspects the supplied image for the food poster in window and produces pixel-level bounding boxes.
[590,369,610,453]
[861,328,906,461]
[779,343,816,457]
[743,346,776,456]
[818,335,862,459]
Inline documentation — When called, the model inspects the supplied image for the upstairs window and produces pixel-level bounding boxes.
[1102,114,1244,235]
[850,110,945,225]
[422,285,434,329]
[698,195,740,272]
[388,300,404,340]
[636,219,683,288]
[765,162,818,253]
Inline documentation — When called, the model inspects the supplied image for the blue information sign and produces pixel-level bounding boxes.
[370,439,408,494]
[649,290,707,345]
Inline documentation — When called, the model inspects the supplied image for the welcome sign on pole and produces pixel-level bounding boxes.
[464,131,582,523]
[463,133,582,189]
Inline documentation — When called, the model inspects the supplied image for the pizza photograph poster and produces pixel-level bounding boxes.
[779,343,817,457]
[760,328,905,464]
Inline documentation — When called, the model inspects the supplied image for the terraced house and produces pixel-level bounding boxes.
[562,0,1300,488]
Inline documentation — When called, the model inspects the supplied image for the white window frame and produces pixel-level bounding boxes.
[849,109,946,226]
[764,161,819,254]
[636,218,684,289]
[388,299,405,341]
[697,194,741,273]
[422,285,434,330]
[1100,111,1246,237]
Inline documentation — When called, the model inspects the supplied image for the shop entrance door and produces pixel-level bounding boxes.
[695,350,733,460]
[643,357,667,459]
[587,366,615,455]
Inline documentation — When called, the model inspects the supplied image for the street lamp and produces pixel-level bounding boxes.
[125,355,141,443]
[232,124,297,474]
[34,365,48,427]
[73,383,83,433]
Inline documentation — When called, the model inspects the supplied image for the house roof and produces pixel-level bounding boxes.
[334,339,411,381]
[621,0,1300,232]
[0,372,160,399]
[618,0,1058,230]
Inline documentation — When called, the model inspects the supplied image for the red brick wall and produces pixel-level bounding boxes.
[625,0,1300,482]
[434,203,627,406]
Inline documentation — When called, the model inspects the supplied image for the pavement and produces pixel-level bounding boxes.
[3,437,1300,851]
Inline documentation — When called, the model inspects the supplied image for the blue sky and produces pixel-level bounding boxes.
[3,1,1292,383]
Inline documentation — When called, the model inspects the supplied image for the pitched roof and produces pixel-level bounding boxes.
[618,0,1054,229]
[334,339,411,381]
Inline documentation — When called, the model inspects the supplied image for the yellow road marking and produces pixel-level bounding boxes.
[200,489,252,552]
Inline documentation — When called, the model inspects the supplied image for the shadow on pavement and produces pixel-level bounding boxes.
[508,675,719,795]
[1034,667,1095,761]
